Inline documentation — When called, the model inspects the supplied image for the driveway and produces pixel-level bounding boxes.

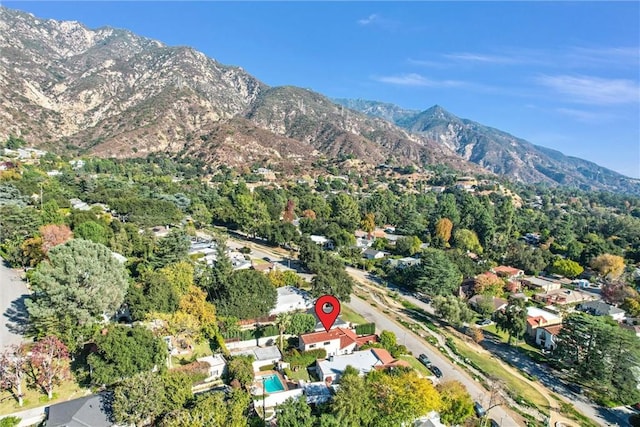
[347,295,522,427]
[0,258,30,350]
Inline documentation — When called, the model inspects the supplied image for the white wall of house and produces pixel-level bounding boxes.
[535,329,558,350]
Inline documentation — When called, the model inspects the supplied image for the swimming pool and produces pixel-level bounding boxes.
[260,374,285,393]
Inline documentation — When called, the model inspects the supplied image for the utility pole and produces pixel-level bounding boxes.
[40,182,43,210]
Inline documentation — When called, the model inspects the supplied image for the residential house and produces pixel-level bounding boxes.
[69,198,91,211]
[535,324,563,350]
[526,307,562,338]
[298,328,359,356]
[362,248,389,260]
[414,412,447,427]
[534,288,598,306]
[46,393,114,427]
[316,348,409,383]
[235,346,282,372]
[196,354,227,382]
[355,237,374,249]
[388,256,421,269]
[269,286,313,316]
[310,235,334,250]
[468,295,508,313]
[578,301,626,321]
[491,266,524,281]
[521,277,563,293]
[312,316,350,332]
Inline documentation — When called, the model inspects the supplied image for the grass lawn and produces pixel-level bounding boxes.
[0,379,88,416]
[340,305,368,325]
[284,367,310,382]
[399,355,432,378]
[171,340,213,366]
[448,336,549,412]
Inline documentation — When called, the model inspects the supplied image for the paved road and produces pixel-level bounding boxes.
[0,258,30,350]
[347,295,522,427]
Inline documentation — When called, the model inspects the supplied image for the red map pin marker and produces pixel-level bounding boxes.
[315,295,341,332]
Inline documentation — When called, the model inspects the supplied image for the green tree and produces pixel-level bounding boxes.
[276,312,292,351]
[549,258,584,279]
[395,235,422,256]
[494,299,527,345]
[127,271,180,320]
[112,372,167,426]
[436,381,475,425]
[152,229,190,268]
[40,200,65,225]
[213,269,277,320]
[329,193,361,232]
[275,396,314,427]
[74,221,108,245]
[227,355,254,390]
[431,295,475,327]
[332,369,375,427]
[87,325,167,385]
[286,313,316,335]
[407,248,462,296]
[311,267,354,302]
[26,239,129,338]
[453,228,483,254]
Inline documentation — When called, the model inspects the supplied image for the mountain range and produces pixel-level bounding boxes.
[1,7,638,194]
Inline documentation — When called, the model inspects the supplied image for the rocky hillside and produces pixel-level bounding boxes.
[335,100,640,194]
[0,7,483,175]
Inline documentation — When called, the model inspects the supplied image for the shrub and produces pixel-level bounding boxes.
[0,417,21,427]
[173,360,210,384]
[283,349,327,369]
[355,323,376,335]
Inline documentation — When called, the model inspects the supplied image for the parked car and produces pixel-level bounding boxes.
[474,401,486,417]
[489,419,499,427]
[566,383,583,394]
[428,365,443,378]
[262,256,272,262]
[418,354,431,367]
[476,318,493,326]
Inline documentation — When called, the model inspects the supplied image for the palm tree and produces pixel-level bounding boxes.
[276,312,293,352]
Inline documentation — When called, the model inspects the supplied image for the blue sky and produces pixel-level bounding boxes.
[6,2,640,178]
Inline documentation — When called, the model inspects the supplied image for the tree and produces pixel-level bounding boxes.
[395,235,422,256]
[553,312,640,404]
[40,200,65,225]
[549,258,584,279]
[286,313,316,335]
[436,380,475,425]
[26,239,130,338]
[275,396,314,427]
[494,299,527,345]
[591,253,625,281]
[407,248,462,296]
[311,267,354,302]
[214,269,277,320]
[39,224,73,254]
[127,271,180,320]
[329,193,360,232]
[112,372,167,426]
[361,213,376,237]
[276,312,292,351]
[283,199,296,223]
[160,261,195,297]
[74,221,108,245]
[152,229,190,268]
[159,390,250,427]
[227,355,254,390]
[435,218,453,245]
[0,345,28,406]
[190,202,212,227]
[474,273,505,297]
[366,369,442,426]
[453,228,483,254]
[29,336,70,399]
[332,369,375,427]
[87,325,167,385]
[431,295,475,327]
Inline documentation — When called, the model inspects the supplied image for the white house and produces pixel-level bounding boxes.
[196,354,227,382]
[362,248,388,260]
[535,324,562,350]
[269,286,313,315]
[298,328,358,356]
[310,235,334,250]
[578,301,626,321]
[526,307,562,338]
[316,348,408,383]
[235,346,282,372]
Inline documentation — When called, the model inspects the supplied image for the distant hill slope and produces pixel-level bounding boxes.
[334,100,640,194]
[0,7,483,175]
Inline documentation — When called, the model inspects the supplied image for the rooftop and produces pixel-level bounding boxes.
[46,393,113,427]
[300,328,358,350]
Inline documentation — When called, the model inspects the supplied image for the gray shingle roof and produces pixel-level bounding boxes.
[46,393,113,427]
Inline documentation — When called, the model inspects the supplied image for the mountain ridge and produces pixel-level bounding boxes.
[333,99,639,193]
[1,6,638,194]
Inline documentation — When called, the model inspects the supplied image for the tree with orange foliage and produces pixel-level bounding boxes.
[301,209,316,220]
[474,273,505,296]
[39,224,73,254]
[435,218,453,244]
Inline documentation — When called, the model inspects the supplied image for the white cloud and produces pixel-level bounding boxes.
[536,74,640,105]
[374,73,466,87]
[555,107,612,123]
[443,52,526,65]
[357,14,379,26]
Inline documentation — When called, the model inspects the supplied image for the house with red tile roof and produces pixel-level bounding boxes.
[491,265,524,280]
[535,324,563,350]
[526,307,562,338]
[298,328,359,356]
